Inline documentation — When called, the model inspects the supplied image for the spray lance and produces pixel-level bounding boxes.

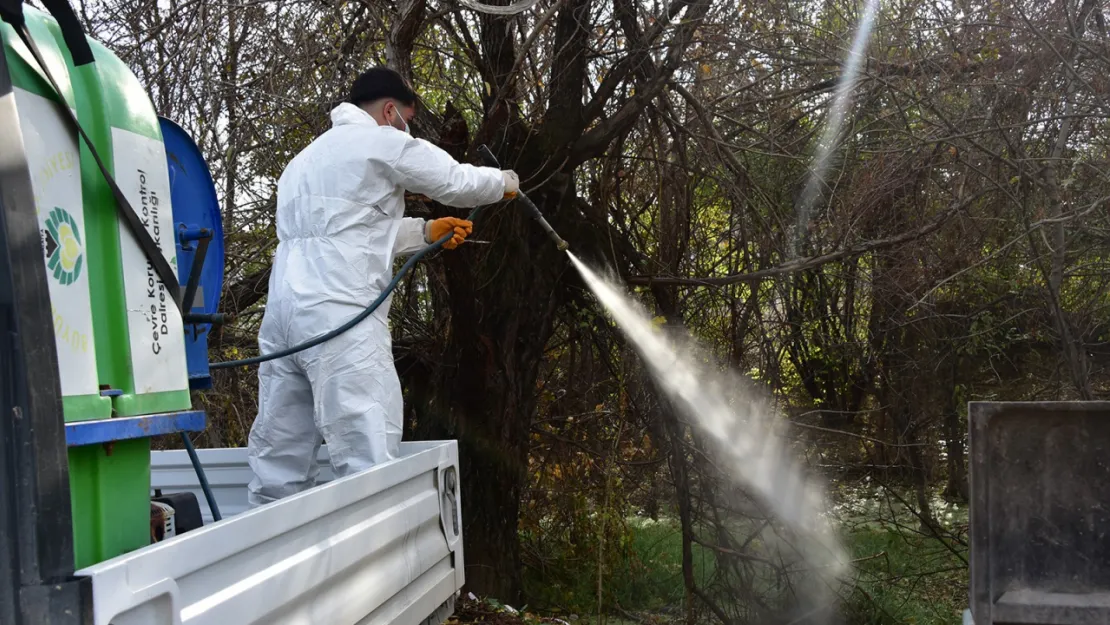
[476,145,569,252]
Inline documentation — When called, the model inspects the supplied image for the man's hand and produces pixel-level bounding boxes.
[503,170,519,199]
[428,217,473,250]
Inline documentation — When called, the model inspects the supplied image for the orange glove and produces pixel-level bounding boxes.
[427,217,473,250]
[502,170,519,199]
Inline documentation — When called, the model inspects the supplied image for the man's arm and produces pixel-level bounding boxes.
[388,136,506,207]
[392,217,429,257]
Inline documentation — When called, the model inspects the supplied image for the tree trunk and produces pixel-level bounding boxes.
[403,184,567,601]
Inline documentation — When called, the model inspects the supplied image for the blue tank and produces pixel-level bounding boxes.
[160,117,225,390]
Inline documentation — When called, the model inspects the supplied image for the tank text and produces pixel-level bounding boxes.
[139,169,170,356]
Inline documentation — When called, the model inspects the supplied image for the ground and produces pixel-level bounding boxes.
[451,596,565,625]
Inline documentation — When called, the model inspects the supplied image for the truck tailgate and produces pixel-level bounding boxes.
[76,441,464,625]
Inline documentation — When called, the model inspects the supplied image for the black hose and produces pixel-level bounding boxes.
[209,202,485,370]
[181,432,222,522]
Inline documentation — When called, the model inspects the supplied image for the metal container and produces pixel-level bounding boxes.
[969,401,1110,625]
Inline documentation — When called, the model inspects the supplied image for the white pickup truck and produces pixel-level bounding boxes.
[75,442,465,625]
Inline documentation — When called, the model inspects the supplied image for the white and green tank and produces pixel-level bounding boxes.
[1,6,192,568]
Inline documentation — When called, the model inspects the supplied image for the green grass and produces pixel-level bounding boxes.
[523,518,713,614]
[841,527,968,625]
[522,518,969,624]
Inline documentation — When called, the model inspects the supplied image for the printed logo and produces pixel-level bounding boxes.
[42,207,84,286]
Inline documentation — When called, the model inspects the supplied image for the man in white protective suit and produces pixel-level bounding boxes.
[246,67,519,506]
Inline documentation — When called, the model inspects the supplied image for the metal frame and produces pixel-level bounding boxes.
[65,411,207,447]
[0,26,90,625]
[969,401,1110,625]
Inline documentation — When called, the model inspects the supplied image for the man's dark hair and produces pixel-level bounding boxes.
[348,67,418,108]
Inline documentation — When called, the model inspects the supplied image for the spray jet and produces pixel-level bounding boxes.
[477,145,569,251]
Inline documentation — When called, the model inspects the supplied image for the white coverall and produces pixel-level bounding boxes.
[247,102,505,506]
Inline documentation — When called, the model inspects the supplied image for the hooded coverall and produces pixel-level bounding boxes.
[247,103,505,506]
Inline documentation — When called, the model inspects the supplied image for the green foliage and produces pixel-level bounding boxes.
[523,518,714,615]
[522,518,970,624]
[842,528,969,625]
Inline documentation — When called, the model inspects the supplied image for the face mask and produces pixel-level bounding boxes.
[389,107,410,135]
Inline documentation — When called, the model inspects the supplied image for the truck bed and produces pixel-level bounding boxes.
[75,441,465,625]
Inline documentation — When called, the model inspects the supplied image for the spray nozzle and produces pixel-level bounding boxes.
[477,145,569,252]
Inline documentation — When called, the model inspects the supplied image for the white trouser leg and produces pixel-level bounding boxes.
[247,333,322,507]
[305,316,402,479]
